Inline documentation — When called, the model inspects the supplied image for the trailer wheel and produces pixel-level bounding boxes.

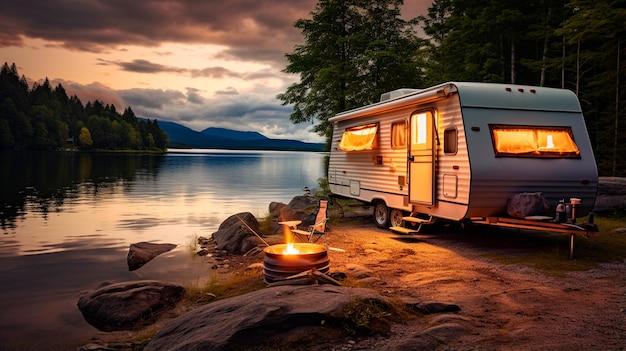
[389,209,404,228]
[373,201,390,228]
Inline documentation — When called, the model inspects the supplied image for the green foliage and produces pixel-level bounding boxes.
[0,61,168,151]
[421,0,626,176]
[278,0,426,139]
[315,177,331,197]
[282,0,625,176]
[257,211,275,235]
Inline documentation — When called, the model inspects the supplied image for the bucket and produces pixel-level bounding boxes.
[263,243,330,283]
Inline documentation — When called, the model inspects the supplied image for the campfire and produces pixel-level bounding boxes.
[262,223,330,284]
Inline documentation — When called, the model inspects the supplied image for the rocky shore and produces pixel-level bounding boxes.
[77,177,626,350]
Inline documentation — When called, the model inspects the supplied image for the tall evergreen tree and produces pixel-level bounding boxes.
[557,0,626,176]
[278,0,424,139]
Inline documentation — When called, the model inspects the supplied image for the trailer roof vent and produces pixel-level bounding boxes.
[380,88,421,102]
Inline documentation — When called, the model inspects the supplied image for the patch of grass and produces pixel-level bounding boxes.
[185,268,266,304]
[123,326,160,349]
[335,276,373,289]
[257,211,274,235]
[186,234,199,259]
[483,215,626,275]
[341,297,402,335]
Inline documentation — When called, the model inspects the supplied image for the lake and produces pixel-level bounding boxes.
[0,149,327,350]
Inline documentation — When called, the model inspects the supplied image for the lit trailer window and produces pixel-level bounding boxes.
[489,125,580,158]
[338,123,379,151]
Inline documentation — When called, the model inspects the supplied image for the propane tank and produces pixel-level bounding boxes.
[565,202,573,224]
[555,199,565,223]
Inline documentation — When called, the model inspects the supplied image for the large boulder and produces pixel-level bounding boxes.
[269,195,319,234]
[144,285,396,351]
[77,280,185,332]
[127,242,177,271]
[593,177,626,212]
[211,212,265,254]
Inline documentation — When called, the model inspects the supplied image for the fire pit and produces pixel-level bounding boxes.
[263,243,330,284]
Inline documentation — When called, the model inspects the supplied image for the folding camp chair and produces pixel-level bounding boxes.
[292,199,328,244]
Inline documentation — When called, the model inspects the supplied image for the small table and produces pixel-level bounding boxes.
[278,220,307,241]
[278,220,302,230]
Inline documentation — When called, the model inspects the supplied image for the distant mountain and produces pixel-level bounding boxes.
[201,127,268,141]
[155,120,325,151]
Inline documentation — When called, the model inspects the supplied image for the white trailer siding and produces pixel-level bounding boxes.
[329,107,412,211]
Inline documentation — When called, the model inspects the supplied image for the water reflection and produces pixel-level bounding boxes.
[0,151,166,232]
[0,149,326,349]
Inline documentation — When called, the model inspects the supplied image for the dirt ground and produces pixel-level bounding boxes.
[315,219,626,351]
[86,215,626,351]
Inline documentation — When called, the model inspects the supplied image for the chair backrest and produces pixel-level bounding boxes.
[312,200,328,233]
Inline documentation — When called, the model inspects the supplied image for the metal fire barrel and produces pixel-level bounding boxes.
[263,243,330,284]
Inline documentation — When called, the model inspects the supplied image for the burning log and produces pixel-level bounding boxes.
[265,269,342,287]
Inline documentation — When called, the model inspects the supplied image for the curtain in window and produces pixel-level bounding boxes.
[339,124,378,151]
[391,121,406,148]
[492,127,580,156]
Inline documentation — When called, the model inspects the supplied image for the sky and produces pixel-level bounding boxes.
[0,0,430,143]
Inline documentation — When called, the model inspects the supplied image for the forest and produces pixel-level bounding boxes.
[279,0,625,176]
[0,62,168,151]
[419,0,625,176]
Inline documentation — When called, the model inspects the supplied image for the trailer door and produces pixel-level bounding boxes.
[409,110,435,205]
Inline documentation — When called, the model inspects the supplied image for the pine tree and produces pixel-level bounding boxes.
[278,0,424,139]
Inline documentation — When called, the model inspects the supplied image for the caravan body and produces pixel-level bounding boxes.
[328,82,598,229]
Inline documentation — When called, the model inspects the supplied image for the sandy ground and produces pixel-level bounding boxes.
[317,220,626,351]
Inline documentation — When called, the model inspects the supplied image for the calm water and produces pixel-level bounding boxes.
[0,149,326,350]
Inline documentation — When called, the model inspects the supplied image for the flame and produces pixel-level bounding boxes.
[280,221,299,254]
[282,242,300,255]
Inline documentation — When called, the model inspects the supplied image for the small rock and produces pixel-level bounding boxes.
[410,301,461,314]
[246,262,264,270]
[126,242,177,271]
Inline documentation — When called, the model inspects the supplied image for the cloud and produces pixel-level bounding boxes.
[0,0,317,67]
[115,85,324,143]
[190,67,242,79]
[185,88,205,104]
[51,80,323,143]
[216,87,239,95]
[2,0,430,145]
[99,59,188,74]
[49,79,127,110]
[119,88,186,109]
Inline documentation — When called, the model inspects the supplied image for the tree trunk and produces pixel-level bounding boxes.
[511,42,516,84]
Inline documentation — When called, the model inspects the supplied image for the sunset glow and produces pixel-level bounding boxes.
[0,1,428,142]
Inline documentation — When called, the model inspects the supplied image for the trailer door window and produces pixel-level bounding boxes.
[338,124,378,151]
[490,125,580,158]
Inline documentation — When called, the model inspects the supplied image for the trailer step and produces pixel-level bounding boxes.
[401,216,434,224]
[389,226,420,234]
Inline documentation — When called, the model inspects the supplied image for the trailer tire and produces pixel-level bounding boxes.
[373,201,390,228]
[389,209,404,228]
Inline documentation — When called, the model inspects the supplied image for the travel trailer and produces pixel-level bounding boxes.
[327,82,598,241]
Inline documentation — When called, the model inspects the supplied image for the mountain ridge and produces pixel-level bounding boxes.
[154,120,325,151]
